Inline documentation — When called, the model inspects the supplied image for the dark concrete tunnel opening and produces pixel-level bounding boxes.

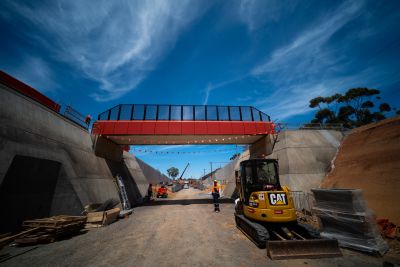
[0,155,61,233]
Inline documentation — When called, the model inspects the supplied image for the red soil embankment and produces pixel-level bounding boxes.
[321,117,400,224]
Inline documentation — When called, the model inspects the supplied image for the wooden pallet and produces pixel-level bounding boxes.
[14,215,87,246]
[23,215,86,228]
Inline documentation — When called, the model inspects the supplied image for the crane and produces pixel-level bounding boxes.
[178,163,190,180]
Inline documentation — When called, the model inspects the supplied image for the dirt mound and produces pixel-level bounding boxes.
[321,116,400,224]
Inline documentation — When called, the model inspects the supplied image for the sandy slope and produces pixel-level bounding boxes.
[321,116,400,224]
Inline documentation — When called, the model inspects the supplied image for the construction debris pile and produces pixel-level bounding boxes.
[312,189,389,255]
[0,216,86,248]
[83,198,130,228]
[85,208,120,228]
[0,198,131,249]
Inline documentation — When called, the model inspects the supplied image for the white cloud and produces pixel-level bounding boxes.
[157,145,194,151]
[252,1,364,78]
[250,0,370,120]
[202,75,247,105]
[6,0,208,101]
[255,66,400,121]
[238,0,297,31]
[7,55,58,93]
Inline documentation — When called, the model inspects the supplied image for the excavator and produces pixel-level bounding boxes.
[234,158,342,260]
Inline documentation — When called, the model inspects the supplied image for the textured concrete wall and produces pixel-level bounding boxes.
[249,135,273,159]
[0,85,122,218]
[213,130,343,198]
[214,150,250,198]
[0,85,171,221]
[94,135,123,162]
[122,152,170,204]
[135,156,170,184]
[268,130,343,192]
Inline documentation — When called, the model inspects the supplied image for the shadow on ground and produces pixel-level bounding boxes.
[141,198,234,206]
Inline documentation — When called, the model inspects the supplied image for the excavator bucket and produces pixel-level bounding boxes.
[267,239,342,260]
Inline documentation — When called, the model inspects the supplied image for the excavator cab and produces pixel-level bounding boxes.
[237,159,297,223]
[240,159,281,205]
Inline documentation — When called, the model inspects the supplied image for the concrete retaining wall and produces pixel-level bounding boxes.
[214,150,250,198]
[215,130,343,198]
[0,84,168,231]
[0,84,121,221]
[268,130,343,192]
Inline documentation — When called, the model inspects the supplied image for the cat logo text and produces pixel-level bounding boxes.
[268,193,288,206]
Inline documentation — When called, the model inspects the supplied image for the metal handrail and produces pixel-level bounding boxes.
[64,105,91,130]
[276,123,344,132]
[97,104,271,122]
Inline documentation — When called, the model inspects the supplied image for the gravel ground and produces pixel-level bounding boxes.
[1,189,399,267]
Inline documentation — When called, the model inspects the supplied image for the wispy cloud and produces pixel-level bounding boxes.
[238,0,298,31]
[255,66,400,121]
[7,55,58,93]
[157,145,194,151]
[250,0,371,120]
[252,1,365,77]
[4,0,208,101]
[202,75,247,105]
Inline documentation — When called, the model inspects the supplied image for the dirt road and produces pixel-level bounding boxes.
[2,198,397,267]
[165,187,210,200]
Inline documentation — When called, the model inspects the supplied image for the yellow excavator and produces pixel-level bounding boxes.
[234,158,342,260]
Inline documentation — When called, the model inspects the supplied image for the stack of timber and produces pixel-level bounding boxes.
[0,216,86,247]
[85,208,120,228]
[312,189,389,255]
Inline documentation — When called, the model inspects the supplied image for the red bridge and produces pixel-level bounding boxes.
[93,104,275,145]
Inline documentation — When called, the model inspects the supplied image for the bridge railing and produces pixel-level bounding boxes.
[97,104,271,122]
[0,70,92,131]
[276,123,344,132]
[63,105,91,130]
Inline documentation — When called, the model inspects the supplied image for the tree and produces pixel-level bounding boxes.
[309,88,393,128]
[379,103,391,112]
[167,167,179,180]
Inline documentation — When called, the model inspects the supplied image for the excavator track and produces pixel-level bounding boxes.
[235,214,269,248]
[235,214,342,260]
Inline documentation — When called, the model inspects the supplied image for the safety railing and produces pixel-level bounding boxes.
[276,123,344,132]
[97,104,271,122]
[1,70,92,132]
[64,105,91,130]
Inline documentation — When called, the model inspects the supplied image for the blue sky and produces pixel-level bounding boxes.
[1,0,400,178]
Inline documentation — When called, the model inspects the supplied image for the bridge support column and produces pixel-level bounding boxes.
[249,135,273,159]
[93,135,123,162]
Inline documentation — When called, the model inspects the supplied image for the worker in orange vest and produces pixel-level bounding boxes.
[212,180,220,213]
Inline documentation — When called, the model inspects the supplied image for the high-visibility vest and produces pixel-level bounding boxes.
[213,184,220,194]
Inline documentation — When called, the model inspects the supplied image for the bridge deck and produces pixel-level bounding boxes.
[93,104,275,145]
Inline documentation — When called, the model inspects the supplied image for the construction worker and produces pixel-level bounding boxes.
[84,114,92,125]
[147,183,153,201]
[212,180,220,213]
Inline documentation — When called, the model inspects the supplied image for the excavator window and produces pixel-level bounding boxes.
[241,161,254,204]
[245,164,253,185]
[256,161,278,185]
[240,160,280,204]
